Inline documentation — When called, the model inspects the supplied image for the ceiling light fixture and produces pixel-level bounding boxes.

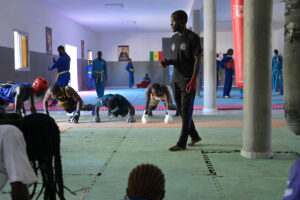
[104,3,124,8]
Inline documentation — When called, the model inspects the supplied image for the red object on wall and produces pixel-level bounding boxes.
[231,0,244,89]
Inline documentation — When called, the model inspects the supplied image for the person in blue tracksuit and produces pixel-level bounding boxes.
[126,58,134,88]
[272,49,283,94]
[86,60,95,90]
[92,51,107,98]
[92,94,135,123]
[48,45,71,106]
[222,49,235,98]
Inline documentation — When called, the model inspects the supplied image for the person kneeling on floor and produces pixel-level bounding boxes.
[92,94,136,123]
[137,73,151,88]
[43,84,92,123]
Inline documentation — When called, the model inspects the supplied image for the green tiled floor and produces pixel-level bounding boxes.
[1,113,298,200]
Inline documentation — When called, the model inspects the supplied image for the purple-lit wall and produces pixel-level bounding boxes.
[0,46,88,91]
[0,0,99,60]
[0,46,170,90]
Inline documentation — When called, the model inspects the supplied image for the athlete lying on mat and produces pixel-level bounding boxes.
[92,94,136,123]
[43,84,92,123]
[142,83,178,124]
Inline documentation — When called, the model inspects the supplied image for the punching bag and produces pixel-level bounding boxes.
[283,0,300,135]
[231,0,244,89]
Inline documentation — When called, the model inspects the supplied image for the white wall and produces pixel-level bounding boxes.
[215,28,284,56]
[98,31,173,61]
[0,0,98,59]
[98,30,235,61]
[216,31,234,54]
[97,28,284,62]
[272,28,284,54]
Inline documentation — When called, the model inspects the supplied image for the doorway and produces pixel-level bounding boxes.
[65,44,78,91]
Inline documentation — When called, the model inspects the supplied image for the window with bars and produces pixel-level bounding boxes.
[14,30,29,71]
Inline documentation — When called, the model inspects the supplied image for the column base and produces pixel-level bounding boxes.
[241,150,273,159]
[203,107,217,114]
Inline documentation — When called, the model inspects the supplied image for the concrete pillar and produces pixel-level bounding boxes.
[203,0,217,113]
[283,0,300,135]
[241,0,273,159]
[193,9,202,97]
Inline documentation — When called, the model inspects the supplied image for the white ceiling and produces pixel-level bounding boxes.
[35,0,285,33]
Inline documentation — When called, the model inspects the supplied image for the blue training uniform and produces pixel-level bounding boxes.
[86,64,95,90]
[169,65,174,83]
[49,53,71,87]
[92,58,107,98]
[221,56,234,97]
[142,76,151,82]
[0,83,31,105]
[96,94,133,117]
[126,62,134,88]
[272,54,283,93]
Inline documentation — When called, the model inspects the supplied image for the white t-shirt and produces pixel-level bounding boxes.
[0,125,37,191]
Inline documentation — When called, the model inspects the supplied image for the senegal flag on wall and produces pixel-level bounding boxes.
[150,51,162,61]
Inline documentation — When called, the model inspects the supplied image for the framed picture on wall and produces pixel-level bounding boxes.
[81,40,84,59]
[118,45,129,61]
[46,27,52,54]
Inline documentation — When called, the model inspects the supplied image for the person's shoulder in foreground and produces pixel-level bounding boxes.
[283,157,300,200]
[0,124,37,197]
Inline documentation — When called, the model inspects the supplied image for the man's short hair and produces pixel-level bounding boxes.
[171,10,188,24]
[57,45,64,51]
[274,49,278,54]
[227,48,234,55]
[51,84,61,95]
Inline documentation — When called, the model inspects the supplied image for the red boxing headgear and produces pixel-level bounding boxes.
[32,77,49,94]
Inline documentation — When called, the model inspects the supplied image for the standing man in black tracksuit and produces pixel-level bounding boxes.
[160,10,202,151]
